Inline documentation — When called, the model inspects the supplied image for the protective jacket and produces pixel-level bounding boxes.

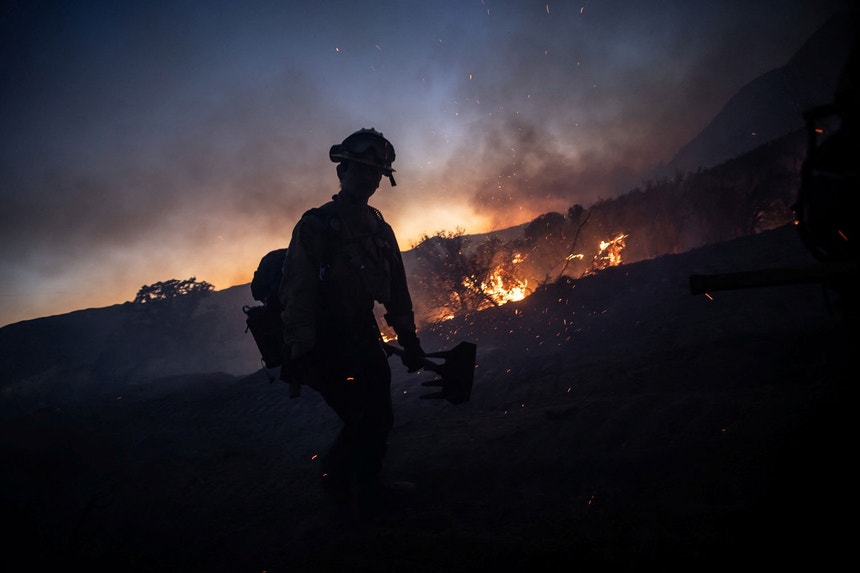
[279,192,419,367]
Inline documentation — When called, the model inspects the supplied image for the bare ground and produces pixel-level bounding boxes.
[1,224,855,572]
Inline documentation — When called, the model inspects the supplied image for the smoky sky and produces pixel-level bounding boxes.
[0,0,852,327]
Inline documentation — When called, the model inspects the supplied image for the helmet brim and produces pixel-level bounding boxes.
[329,149,395,174]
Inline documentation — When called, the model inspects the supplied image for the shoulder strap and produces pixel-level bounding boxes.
[302,202,341,267]
[368,205,385,223]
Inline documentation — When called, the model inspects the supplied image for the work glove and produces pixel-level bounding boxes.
[279,356,302,399]
[280,340,318,398]
[400,340,426,373]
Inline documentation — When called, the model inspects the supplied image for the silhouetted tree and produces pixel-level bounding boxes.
[133,277,214,304]
[131,277,214,328]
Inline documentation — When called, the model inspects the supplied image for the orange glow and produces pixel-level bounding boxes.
[587,233,628,274]
[464,270,528,306]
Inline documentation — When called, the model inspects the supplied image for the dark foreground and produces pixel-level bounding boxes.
[1,225,854,571]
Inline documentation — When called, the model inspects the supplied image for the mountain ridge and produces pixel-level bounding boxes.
[659,11,856,176]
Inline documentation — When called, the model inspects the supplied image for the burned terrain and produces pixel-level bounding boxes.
[1,223,853,571]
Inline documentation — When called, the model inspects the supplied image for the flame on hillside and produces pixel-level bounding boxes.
[432,254,529,322]
[486,252,527,305]
[588,234,628,274]
[467,271,529,305]
[420,234,628,325]
[462,257,528,308]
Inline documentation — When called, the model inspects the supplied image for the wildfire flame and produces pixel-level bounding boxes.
[425,233,629,324]
[432,266,529,323]
[588,233,628,274]
[476,271,528,305]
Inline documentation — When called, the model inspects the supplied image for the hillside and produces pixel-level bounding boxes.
[1,223,853,571]
[0,122,813,393]
[1,13,856,570]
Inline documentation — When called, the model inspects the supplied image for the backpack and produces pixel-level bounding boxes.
[243,248,288,370]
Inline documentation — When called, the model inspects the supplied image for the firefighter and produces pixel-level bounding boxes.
[279,128,425,515]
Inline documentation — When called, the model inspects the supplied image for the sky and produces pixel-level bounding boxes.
[0,0,853,327]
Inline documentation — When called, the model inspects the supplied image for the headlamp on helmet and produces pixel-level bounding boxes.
[329,127,397,186]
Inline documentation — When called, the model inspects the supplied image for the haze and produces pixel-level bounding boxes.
[0,0,850,327]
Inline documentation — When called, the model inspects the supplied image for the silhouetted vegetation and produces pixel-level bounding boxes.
[133,278,214,304]
[410,229,524,321]
[407,128,806,327]
[130,277,215,328]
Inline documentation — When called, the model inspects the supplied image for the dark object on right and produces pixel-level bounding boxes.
[690,81,858,308]
[794,104,859,264]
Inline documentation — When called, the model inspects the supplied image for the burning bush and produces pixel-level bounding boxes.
[410,229,527,322]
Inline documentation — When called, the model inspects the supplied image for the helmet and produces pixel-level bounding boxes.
[329,127,397,186]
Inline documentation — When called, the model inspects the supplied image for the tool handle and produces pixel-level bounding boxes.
[383,343,442,373]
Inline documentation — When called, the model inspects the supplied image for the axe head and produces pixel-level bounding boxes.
[419,341,476,404]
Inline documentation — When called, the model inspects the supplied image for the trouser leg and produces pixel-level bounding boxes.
[351,351,394,507]
[317,348,393,503]
[319,428,352,504]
